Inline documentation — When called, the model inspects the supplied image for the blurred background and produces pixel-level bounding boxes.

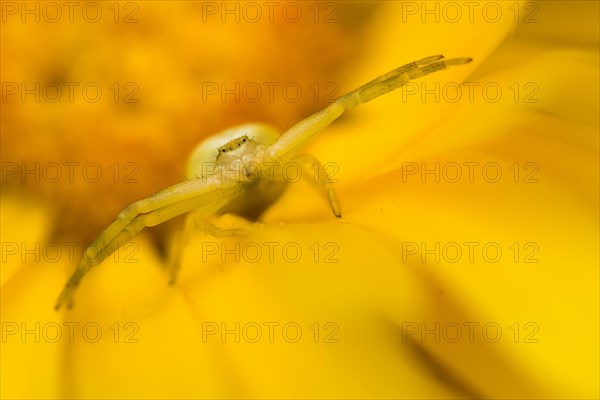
[2,1,599,399]
[2,1,382,243]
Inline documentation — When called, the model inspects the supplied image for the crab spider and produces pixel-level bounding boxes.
[55,54,472,310]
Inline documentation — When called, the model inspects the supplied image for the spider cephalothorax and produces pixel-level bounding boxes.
[214,135,266,182]
[55,54,472,309]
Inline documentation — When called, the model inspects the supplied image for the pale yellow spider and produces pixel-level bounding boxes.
[55,54,472,310]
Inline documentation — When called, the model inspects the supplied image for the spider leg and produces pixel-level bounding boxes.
[55,178,243,310]
[356,54,445,89]
[293,154,342,218]
[342,55,472,106]
[167,210,250,284]
[267,55,472,161]
[201,220,249,238]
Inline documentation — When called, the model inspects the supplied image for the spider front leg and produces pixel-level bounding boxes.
[292,154,342,218]
[267,55,472,161]
[55,178,243,310]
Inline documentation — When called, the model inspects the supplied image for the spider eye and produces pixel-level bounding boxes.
[221,149,226,153]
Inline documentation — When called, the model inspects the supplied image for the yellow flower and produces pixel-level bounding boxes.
[2,1,598,399]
